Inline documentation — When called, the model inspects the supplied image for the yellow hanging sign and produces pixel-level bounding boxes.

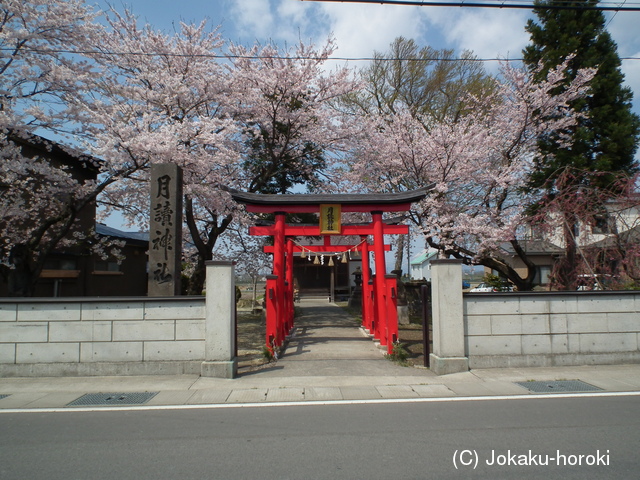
[320,204,341,234]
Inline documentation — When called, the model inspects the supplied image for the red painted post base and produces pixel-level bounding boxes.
[265,275,278,354]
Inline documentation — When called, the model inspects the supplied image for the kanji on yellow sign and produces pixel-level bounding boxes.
[320,204,341,234]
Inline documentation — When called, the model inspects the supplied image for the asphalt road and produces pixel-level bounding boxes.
[1,395,638,480]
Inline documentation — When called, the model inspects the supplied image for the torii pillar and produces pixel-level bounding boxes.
[273,212,286,344]
[372,211,389,345]
[360,238,373,332]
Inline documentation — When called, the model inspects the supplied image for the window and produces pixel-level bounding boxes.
[534,266,552,285]
[43,257,77,270]
[94,260,121,272]
[572,222,580,238]
[592,214,617,235]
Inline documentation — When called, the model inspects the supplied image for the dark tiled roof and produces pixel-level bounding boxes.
[500,239,564,255]
[96,223,148,244]
[9,131,101,172]
[231,186,433,206]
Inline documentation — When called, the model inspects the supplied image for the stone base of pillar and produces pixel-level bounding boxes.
[429,354,469,375]
[201,360,237,379]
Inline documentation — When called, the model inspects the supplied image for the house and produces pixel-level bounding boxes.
[542,196,640,286]
[493,239,564,287]
[488,193,640,289]
[1,134,149,297]
[579,223,640,287]
[28,223,149,297]
[292,235,359,301]
[410,248,438,281]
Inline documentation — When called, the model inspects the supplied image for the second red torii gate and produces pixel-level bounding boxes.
[232,188,430,355]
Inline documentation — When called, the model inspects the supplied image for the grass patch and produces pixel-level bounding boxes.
[385,342,410,367]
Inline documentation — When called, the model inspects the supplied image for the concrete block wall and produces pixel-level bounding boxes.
[0,297,205,376]
[465,291,640,368]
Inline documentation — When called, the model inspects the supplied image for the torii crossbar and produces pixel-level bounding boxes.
[232,188,430,355]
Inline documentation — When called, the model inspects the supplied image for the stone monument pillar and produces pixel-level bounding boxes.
[148,163,183,296]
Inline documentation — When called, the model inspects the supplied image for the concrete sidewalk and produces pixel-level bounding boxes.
[2,299,640,410]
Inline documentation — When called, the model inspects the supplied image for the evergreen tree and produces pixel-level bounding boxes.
[523,0,640,190]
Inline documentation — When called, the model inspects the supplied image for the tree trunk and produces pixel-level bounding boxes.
[252,275,258,310]
[425,237,537,291]
[553,216,579,290]
[478,255,536,292]
[394,235,405,274]
[187,255,208,295]
[184,196,233,296]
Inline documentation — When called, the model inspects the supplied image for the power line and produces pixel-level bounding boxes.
[2,47,639,63]
[299,0,640,11]
[606,0,628,26]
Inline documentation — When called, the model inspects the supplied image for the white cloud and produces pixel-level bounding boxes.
[228,3,528,63]
[227,2,433,69]
[227,0,276,42]
[430,9,530,60]
[316,4,426,59]
[272,1,326,45]
[277,0,310,25]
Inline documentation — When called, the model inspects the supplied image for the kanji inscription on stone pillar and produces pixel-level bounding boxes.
[148,163,183,296]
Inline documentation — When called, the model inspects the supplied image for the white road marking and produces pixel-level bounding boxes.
[1,390,639,414]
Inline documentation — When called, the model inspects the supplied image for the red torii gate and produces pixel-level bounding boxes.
[232,188,429,355]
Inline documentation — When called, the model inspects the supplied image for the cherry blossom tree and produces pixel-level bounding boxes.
[178,38,356,294]
[346,59,595,291]
[338,37,497,273]
[1,2,235,296]
[228,39,356,195]
[0,0,141,296]
[87,10,358,295]
[76,9,242,296]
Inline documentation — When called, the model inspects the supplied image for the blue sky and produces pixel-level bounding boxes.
[97,0,640,108]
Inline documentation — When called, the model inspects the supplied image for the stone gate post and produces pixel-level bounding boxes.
[201,261,237,378]
[429,259,469,375]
